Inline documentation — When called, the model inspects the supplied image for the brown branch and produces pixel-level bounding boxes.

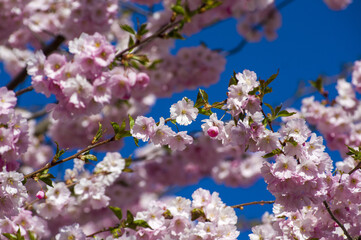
[6,35,65,90]
[87,226,117,238]
[24,136,116,179]
[231,200,275,210]
[15,86,34,97]
[323,201,353,240]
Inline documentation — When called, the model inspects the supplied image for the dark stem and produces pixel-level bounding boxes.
[231,200,275,209]
[323,201,353,240]
[15,86,34,97]
[24,136,116,179]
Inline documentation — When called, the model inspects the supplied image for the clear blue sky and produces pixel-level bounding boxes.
[3,0,361,238]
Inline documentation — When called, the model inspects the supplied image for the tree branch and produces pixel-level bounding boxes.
[24,136,116,179]
[231,200,275,210]
[323,201,353,240]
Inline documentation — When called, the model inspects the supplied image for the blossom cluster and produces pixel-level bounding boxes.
[0,0,359,239]
[0,87,29,171]
[27,32,150,119]
[300,61,361,156]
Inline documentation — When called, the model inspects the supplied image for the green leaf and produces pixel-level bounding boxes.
[198,108,212,116]
[111,122,121,140]
[39,177,53,187]
[195,91,205,108]
[277,110,296,118]
[262,148,282,158]
[199,89,209,103]
[128,115,135,129]
[191,208,206,221]
[147,59,163,70]
[131,55,149,65]
[126,210,134,224]
[128,36,135,48]
[120,120,126,132]
[211,101,225,110]
[138,23,149,36]
[82,154,98,162]
[92,122,103,144]
[265,69,279,86]
[109,206,123,220]
[202,0,222,10]
[274,105,282,116]
[120,24,136,35]
[171,5,186,15]
[264,103,275,117]
[167,29,185,40]
[133,137,139,147]
[125,156,132,168]
[2,233,17,240]
[228,71,238,87]
[28,231,37,240]
[53,141,68,162]
[287,137,298,147]
[123,168,133,173]
[133,220,153,229]
[309,76,323,92]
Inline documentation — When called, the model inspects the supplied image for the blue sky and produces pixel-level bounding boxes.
[3,0,361,238]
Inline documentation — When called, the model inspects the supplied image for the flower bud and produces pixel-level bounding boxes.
[207,126,219,137]
[36,190,45,200]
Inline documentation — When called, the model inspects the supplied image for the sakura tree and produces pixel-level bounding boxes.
[0,0,360,239]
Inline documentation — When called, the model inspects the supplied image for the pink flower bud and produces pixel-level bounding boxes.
[36,190,45,200]
[207,126,219,137]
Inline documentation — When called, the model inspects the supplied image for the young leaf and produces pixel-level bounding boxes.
[171,5,186,15]
[120,24,136,35]
[53,141,68,162]
[111,122,121,137]
[128,36,135,48]
[126,210,134,224]
[198,108,212,116]
[133,220,153,229]
[309,76,323,92]
[277,110,296,118]
[92,122,103,144]
[128,115,135,129]
[265,69,279,86]
[82,154,98,162]
[109,206,123,220]
[133,137,139,147]
[264,103,275,117]
[138,23,149,36]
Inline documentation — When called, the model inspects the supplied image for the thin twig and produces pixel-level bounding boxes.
[323,201,353,240]
[87,226,117,238]
[231,200,275,210]
[24,136,116,179]
[15,86,34,97]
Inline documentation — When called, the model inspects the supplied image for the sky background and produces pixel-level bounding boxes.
[2,0,361,238]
